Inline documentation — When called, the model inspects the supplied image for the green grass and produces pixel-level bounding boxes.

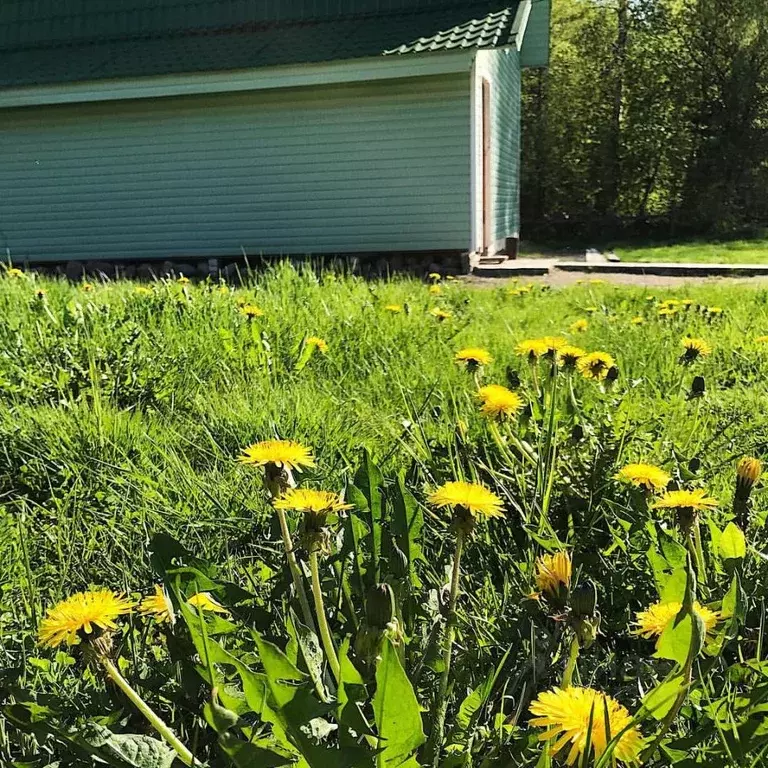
[4,264,768,765]
[616,235,768,263]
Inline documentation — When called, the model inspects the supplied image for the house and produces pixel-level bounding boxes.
[0,1,549,273]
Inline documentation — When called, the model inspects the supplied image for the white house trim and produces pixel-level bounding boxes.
[514,0,533,51]
[0,50,475,109]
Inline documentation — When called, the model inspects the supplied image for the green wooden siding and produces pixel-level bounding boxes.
[0,74,471,261]
[520,0,550,68]
[488,47,521,241]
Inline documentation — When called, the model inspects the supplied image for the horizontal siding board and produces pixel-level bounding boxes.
[0,75,472,259]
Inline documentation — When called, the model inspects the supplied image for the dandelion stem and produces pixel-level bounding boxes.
[689,523,709,589]
[426,527,465,768]
[562,635,580,689]
[101,657,196,766]
[309,550,341,684]
[274,506,316,632]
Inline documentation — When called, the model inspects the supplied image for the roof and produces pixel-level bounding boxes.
[0,4,521,90]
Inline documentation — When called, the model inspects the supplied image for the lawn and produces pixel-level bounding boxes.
[615,234,768,263]
[2,265,768,767]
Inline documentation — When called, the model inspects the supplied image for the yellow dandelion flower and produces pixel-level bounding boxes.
[140,585,174,624]
[477,384,524,419]
[6,267,23,278]
[634,600,719,644]
[507,288,522,297]
[680,298,694,307]
[615,463,671,492]
[577,351,615,380]
[35,289,47,300]
[273,488,352,514]
[235,295,249,306]
[529,686,644,766]
[218,285,230,294]
[239,440,315,471]
[135,286,153,296]
[755,335,768,344]
[541,336,568,354]
[240,304,264,318]
[516,339,549,359]
[384,304,403,313]
[429,307,452,321]
[652,488,717,511]
[707,306,723,315]
[534,551,572,597]
[658,307,678,318]
[559,345,586,368]
[681,337,711,360]
[306,336,328,354]
[82,282,94,292]
[630,316,644,325]
[428,481,504,519]
[455,347,493,367]
[429,284,442,295]
[177,275,190,285]
[585,306,598,314]
[188,592,229,615]
[569,319,588,333]
[39,590,134,648]
[737,456,762,486]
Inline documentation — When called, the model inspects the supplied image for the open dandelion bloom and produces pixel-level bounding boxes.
[569,319,588,333]
[428,284,442,295]
[306,336,328,353]
[630,316,644,325]
[755,335,768,344]
[135,286,153,295]
[39,590,134,648]
[455,347,493,367]
[707,306,723,315]
[529,686,644,766]
[384,304,403,313]
[140,585,174,624]
[652,488,717,512]
[6,267,23,277]
[658,307,678,318]
[681,337,711,360]
[559,345,586,368]
[240,304,264,318]
[541,336,568,355]
[428,481,504,519]
[239,439,315,471]
[188,592,229,614]
[477,384,523,419]
[177,275,190,285]
[273,488,351,514]
[429,307,452,321]
[534,551,572,597]
[577,351,615,380]
[615,463,671,492]
[82,282,94,292]
[516,339,549,359]
[634,600,719,643]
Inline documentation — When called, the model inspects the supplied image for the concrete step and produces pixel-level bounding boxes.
[554,261,768,277]
[472,258,553,277]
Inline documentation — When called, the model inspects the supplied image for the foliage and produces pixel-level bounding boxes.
[3,267,768,766]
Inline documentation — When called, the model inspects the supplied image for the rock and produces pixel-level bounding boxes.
[606,251,621,262]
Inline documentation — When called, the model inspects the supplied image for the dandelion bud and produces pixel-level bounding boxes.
[605,365,619,385]
[570,582,597,619]
[355,584,402,667]
[689,375,706,399]
[366,583,396,630]
[734,456,762,528]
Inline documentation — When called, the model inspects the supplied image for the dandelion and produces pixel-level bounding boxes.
[188,592,229,615]
[541,336,568,356]
[737,456,762,489]
[240,304,264,318]
[577,351,615,381]
[534,551,572,603]
[634,600,719,645]
[428,481,504,521]
[429,284,442,295]
[630,316,644,325]
[681,337,711,362]
[5,267,23,278]
[239,439,315,472]
[529,686,644,766]
[653,488,718,512]
[615,463,671,492]
[589,279,606,285]
[477,384,523,419]
[755,335,768,344]
[585,306,598,314]
[218,284,230,294]
[707,306,723,315]
[516,339,549,360]
[273,488,352,516]
[507,288,522,297]
[39,590,134,648]
[82,282,94,292]
[659,299,681,309]
[429,307,452,321]
[306,336,328,353]
[735,457,762,528]
[177,275,190,285]
[455,347,493,369]
[658,307,678,318]
[384,304,403,313]
[680,298,694,308]
[559,345,586,369]
[569,319,588,333]
[35,289,47,300]
[135,286,153,296]
[140,585,174,624]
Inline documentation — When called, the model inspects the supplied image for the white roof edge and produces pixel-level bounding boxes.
[513,0,533,50]
[0,50,475,109]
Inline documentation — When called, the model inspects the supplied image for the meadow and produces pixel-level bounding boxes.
[2,264,768,767]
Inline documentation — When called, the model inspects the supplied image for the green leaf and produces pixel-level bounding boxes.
[82,724,178,768]
[719,523,746,562]
[373,638,425,767]
[660,567,687,604]
[643,675,686,720]
[390,474,424,589]
[454,644,513,734]
[353,448,384,584]
[656,607,705,666]
[218,732,295,767]
[721,573,745,621]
